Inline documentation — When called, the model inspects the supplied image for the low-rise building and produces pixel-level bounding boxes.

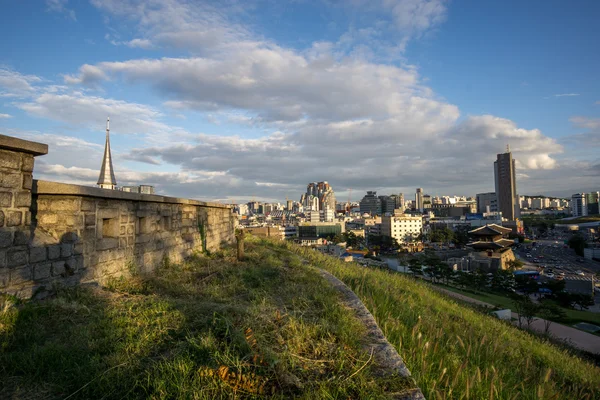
[381,210,423,243]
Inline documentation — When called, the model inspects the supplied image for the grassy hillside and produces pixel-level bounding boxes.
[0,240,417,399]
[279,240,600,399]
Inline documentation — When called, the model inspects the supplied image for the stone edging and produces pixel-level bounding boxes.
[316,268,426,400]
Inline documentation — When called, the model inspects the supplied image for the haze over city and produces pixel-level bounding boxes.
[1,0,599,202]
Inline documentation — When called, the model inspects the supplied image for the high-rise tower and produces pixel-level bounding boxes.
[494,146,519,221]
[97,117,117,190]
[415,188,424,212]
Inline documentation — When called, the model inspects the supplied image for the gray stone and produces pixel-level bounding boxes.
[74,242,83,255]
[0,149,21,169]
[13,230,31,245]
[24,211,31,226]
[0,134,48,156]
[6,211,22,226]
[10,265,33,285]
[85,213,96,226]
[52,261,65,276]
[61,243,73,258]
[30,247,47,263]
[0,192,12,207]
[33,262,52,280]
[0,268,9,288]
[0,173,21,189]
[0,210,3,227]
[22,173,33,190]
[21,154,34,172]
[49,198,79,212]
[7,249,28,267]
[81,199,95,211]
[0,231,13,248]
[65,258,78,274]
[48,244,61,260]
[14,191,31,208]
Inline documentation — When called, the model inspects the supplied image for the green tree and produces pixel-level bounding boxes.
[452,225,471,247]
[538,302,566,336]
[408,258,423,277]
[506,259,523,271]
[513,294,540,329]
[571,293,595,311]
[490,270,516,293]
[568,234,587,256]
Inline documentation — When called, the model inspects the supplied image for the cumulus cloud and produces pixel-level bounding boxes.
[570,116,600,130]
[15,92,174,135]
[0,68,42,97]
[0,113,12,118]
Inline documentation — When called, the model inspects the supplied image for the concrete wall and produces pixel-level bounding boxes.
[0,134,236,298]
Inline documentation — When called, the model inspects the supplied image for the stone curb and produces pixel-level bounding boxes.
[316,268,426,400]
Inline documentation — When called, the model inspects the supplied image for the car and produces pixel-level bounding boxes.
[575,270,585,276]
[546,272,555,278]
[559,272,566,276]
[526,253,532,258]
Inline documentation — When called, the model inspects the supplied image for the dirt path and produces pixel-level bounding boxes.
[433,286,600,355]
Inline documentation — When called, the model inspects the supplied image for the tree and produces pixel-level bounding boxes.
[408,258,423,277]
[513,294,540,329]
[568,234,587,256]
[452,225,471,247]
[429,227,454,244]
[538,302,566,336]
[490,269,516,293]
[571,293,595,311]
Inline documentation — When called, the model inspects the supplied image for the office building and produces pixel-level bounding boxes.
[571,194,588,217]
[586,192,599,215]
[301,181,336,212]
[476,192,497,214]
[494,148,519,221]
[415,188,424,212]
[379,195,396,215]
[359,191,382,215]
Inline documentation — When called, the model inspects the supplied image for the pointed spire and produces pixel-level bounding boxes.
[97,117,117,189]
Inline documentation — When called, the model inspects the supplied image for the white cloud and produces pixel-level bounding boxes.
[0,68,42,96]
[15,92,173,135]
[0,113,12,118]
[553,93,579,97]
[570,116,600,130]
[126,38,153,49]
[383,0,448,35]
[45,0,76,21]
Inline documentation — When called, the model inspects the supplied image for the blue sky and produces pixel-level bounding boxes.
[1,0,599,202]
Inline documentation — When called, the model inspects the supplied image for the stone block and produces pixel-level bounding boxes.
[39,213,58,225]
[96,238,118,251]
[21,154,34,172]
[30,247,47,263]
[0,150,21,170]
[119,225,126,235]
[81,199,95,211]
[7,249,28,267]
[0,231,12,248]
[61,243,73,258]
[24,211,31,226]
[33,262,52,280]
[13,230,31,245]
[50,198,79,212]
[127,236,134,246]
[14,191,31,208]
[52,261,65,276]
[0,173,21,188]
[6,211,22,226]
[0,192,12,207]
[48,244,61,260]
[120,214,128,224]
[119,237,127,248]
[61,231,79,243]
[64,258,77,275]
[127,225,134,235]
[74,242,83,255]
[0,269,9,288]
[0,249,5,268]
[10,265,32,285]
[22,173,33,190]
[85,213,96,226]
[0,210,3,227]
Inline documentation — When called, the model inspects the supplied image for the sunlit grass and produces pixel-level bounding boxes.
[0,238,417,399]
[281,240,600,399]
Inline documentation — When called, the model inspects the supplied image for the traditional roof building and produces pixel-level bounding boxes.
[467,224,514,250]
[97,117,117,190]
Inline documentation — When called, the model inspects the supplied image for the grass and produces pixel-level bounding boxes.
[279,240,600,399]
[0,238,417,399]
[432,283,600,327]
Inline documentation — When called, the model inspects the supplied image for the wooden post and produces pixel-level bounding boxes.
[236,230,245,261]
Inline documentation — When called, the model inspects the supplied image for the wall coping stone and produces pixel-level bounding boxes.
[32,180,230,209]
[0,134,48,156]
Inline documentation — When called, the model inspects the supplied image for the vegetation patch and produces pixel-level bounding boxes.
[281,240,600,399]
[0,239,417,399]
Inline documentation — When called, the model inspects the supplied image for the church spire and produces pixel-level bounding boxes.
[97,117,117,189]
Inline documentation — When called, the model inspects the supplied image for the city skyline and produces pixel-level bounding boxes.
[1,1,599,202]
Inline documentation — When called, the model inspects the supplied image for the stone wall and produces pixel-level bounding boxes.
[0,134,236,298]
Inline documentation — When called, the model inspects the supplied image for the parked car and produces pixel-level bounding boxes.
[546,272,555,279]
[575,270,585,276]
